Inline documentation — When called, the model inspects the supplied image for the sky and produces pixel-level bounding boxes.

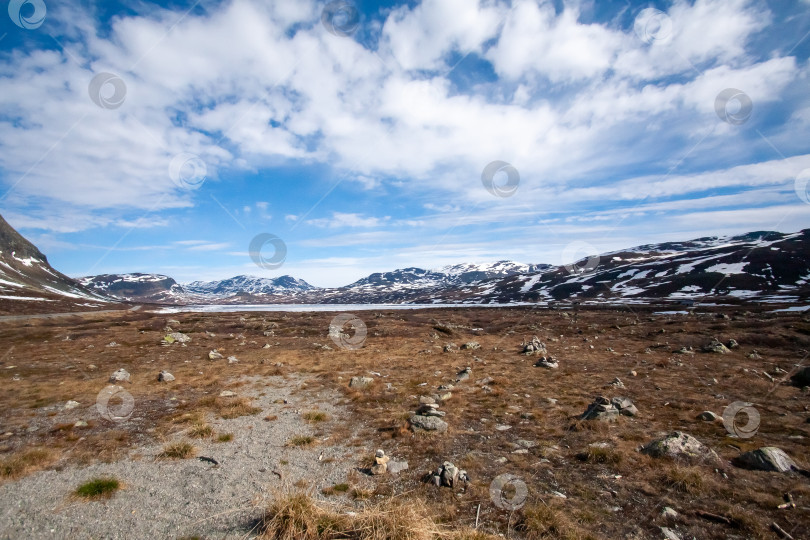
[0,0,809,288]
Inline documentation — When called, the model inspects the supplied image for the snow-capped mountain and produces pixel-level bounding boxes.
[78,273,186,303]
[0,214,109,311]
[473,230,810,305]
[183,275,315,298]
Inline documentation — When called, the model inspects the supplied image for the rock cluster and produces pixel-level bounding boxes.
[581,396,637,421]
[409,399,448,432]
[349,376,374,389]
[429,461,469,488]
[522,336,547,356]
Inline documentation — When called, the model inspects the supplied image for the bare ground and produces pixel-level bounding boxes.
[0,305,808,539]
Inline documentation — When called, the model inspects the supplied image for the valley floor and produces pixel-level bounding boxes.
[0,306,807,539]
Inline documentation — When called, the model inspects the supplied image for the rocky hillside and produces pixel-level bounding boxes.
[0,214,108,310]
[77,274,187,304]
[475,229,810,306]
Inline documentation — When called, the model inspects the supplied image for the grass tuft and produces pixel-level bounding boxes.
[302,411,329,423]
[0,448,56,481]
[75,477,120,499]
[288,435,315,448]
[158,442,196,460]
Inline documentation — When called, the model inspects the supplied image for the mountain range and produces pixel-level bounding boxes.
[1,213,809,311]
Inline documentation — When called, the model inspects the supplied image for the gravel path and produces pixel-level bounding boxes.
[0,375,358,539]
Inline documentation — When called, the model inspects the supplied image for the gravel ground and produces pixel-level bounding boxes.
[0,375,359,539]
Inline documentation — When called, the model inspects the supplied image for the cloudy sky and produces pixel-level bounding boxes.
[0,0,809,287]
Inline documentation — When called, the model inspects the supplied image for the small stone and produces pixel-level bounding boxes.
[158,370,175,382]
[64,400,80,410]
[629,370,637,377]
[418,396,436,405]
[660,507,678,519]
[73,420,88,428]
[208,350,224,360]
[461,342,480,350]
[697,411,718,422]
[495,424,512,431]
[219,390,237,397]
[227,356,239,364]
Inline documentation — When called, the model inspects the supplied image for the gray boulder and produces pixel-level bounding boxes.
[733,447,800,473]
[109,368,130,383]
[703,339,730,354]
[158,370,175,382]
[409,414,448,432]
[611,396,638,416]
[641,431,719,464]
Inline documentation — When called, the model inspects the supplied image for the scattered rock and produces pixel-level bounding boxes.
[443,343,458,353]
[727,339,739,349]
[349,376,374,389]
[371,449,390,475]
[461,342,480,350]
[640,431,719,464]
[419,396,436,405]
[534,356,559,369]
[64,400,80,410]
[495,424,512,431]
[522,336,548,356]
[208,350,224,360]
[703,339,730,354]
[219,390,237,398]
[581,396,620,422]
[158,371,175,382]
[733,447,801,473]
[456,367,472,382]
[106,341,118,348]
[611,396,638,416]
[227,356,239,364]
[109,368,130,383]
[660,507,678,520]
[697,411,718,422]
[73,420,88,428]
[747,350,762,360]
[660,527,682,540]
[430,461,468,488]
[164,332,191,344]
[608,377,625,389]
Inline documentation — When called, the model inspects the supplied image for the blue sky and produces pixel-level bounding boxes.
[0,0,809,287]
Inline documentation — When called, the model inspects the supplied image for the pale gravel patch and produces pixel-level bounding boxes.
[0,375,363,539]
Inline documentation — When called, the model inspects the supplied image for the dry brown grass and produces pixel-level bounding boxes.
[0,447,56,481]
[158,442,196,460]
[518,502,593,540]
[260,491,444,540]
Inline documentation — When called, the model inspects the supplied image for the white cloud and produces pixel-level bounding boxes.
[307,212,388,228]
